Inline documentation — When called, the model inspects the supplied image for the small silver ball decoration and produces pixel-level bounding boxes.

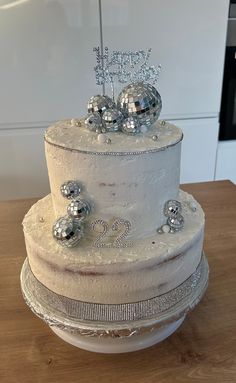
[102,108,124,132]
[117,82,162,128]
[87,95,115,115]
[67,198,90,220]
[52,216,83,247]
[85,112,103,131]
[122,116,140,135]
[152,135,158,141]
[60,180,81,199]
[167,214,184,231]
[164,200,182,218]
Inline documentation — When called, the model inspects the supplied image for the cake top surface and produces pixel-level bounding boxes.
[45,119,183,155]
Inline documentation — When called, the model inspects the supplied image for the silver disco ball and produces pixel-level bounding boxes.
[85,112,103,131]
[164,200,182,218]
[117,82,162,128]
[167,214,184,231]
[60,180,81,199]
[52,216,83,247]
[102,108,124,132]
[67,198,90,220]
[87,95,115,115]
[122,116,140,135]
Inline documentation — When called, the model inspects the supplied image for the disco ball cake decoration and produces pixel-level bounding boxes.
[117,82,162,128]
[84,47,162,135]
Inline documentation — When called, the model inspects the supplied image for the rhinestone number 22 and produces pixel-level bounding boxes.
[91,218,132,248]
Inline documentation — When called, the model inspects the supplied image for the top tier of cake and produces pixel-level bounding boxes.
[45,119,183,240]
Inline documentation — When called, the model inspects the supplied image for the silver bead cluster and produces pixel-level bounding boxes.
[158,200,184,234]
[52,180,91,247]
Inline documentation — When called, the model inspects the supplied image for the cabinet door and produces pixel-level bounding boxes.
[0,0,100,124]
[0,127,49,200]
[169,118,219,183]
[101,0,229,118]
[215,141,236,184]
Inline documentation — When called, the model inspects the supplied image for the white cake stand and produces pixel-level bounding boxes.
[20,254,208,354]
[50,316,185,353]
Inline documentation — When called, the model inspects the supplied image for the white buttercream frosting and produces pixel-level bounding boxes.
[45,120,183,239]
[23,190,204,304]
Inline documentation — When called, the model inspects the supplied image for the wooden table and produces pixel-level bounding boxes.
[0,180,236,383]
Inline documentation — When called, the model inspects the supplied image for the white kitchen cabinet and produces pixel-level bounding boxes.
[0,0,100,124]
[0,0,229,200]
[0,127,49,200]
[169,118,219,183]
[101,0,229,119]
[215,141,236,184]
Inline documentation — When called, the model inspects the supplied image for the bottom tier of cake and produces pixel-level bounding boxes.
[23,190,205,304]
[20,254,208,353]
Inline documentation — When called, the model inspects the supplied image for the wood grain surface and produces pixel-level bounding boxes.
[0,180,236,383]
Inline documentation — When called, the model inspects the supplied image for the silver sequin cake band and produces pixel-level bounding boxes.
[21,254,208,337]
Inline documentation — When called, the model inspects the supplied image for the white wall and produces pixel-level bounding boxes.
[0,0,229,200]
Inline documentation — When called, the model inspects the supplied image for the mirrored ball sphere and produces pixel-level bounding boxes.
[167,214,184,231]
[87,95,115,115]
[52,216,83,247]
[164,200,182,218]
[60,180,81,199]
[102,108,124,132]
[85,112,103,131]
[117,82,162,128]
[67,198,90,220]
[122,116,140,135]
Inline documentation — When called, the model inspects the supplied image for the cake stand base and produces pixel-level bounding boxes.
[50,316,185,353]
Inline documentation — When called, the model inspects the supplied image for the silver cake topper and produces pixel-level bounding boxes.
[93,47,161,99]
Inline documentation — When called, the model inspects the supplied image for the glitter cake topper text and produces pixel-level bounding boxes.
[93,47,161,91]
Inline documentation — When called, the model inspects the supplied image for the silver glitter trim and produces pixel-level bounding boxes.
[44,128,183,157]
[21,254,208,337]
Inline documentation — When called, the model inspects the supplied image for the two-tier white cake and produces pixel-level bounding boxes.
[21,116,208,353]
[21,51,208,352]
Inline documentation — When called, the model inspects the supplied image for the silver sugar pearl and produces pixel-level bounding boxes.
[164,200,182,218]
[39,217,44,223]
[161,120,166,126]
[162,224,171,233]
[122,116,140,135]
[117,82,162,128]
[71,118,81,126]
[97,133,107,144]
[140,125,148,134]
[189,201,197,212]
[105,138,111,144]
[52,216,83,247]
[60,180,81,199]
[67,198,90,220]
[152,134,158,141]
[102,108,124,132]
[87,95,115,115]
[167,214,184,231]
[85,112,103,131]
